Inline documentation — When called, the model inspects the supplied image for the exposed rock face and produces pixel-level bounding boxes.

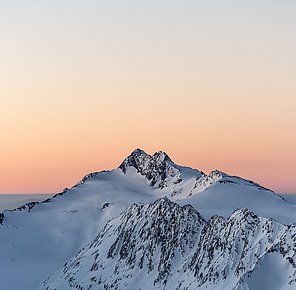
[42,198,296,290]
[8,201,39,212]
[119,149,183,188]
[0,212,4,224]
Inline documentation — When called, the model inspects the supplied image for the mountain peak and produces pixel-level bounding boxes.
[130,148,147,156]
[119,149,181,188]
[124,148,172,162]
[119,149,174,172]
[152,151,172,163]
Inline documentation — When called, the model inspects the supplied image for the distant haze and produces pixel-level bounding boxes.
[0,1,295,194]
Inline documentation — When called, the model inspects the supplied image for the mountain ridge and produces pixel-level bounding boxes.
[1,149,296,290]
[41,198,296,290]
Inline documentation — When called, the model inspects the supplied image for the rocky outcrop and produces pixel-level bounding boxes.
[119,149,184,188]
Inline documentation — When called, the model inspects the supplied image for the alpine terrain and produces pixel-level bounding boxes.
[1,149,296,290]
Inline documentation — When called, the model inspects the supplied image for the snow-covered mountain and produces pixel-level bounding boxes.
[1,149,296,290]
[42,198,296,290]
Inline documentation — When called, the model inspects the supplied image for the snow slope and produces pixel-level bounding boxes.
[1,149,296,290]
[280,194,296,204]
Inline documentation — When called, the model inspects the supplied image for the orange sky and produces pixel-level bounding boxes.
[0,1,295,194]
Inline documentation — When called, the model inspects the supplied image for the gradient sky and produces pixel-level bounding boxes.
[0,0,295,194]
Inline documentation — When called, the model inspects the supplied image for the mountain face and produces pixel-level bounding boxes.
[1,149,296,290]
[42,198,296,290]
[119,149,203,195]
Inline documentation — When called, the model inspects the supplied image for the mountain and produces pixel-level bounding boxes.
[1,149,296,290]
[42,198,296,290]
